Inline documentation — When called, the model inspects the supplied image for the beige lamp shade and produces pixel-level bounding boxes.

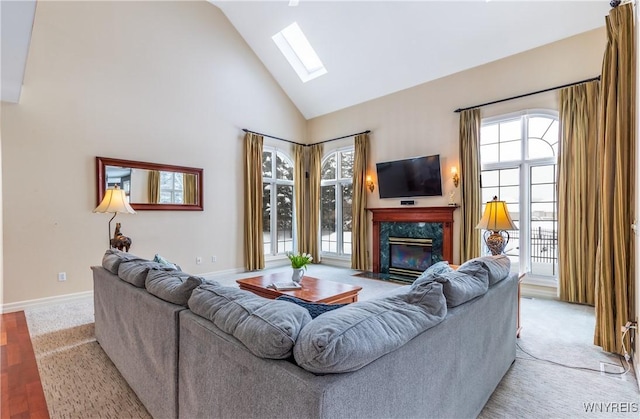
[93,185,136,214]
[94,185,136,248]
[476,196,517,255]
[476,196,517,231]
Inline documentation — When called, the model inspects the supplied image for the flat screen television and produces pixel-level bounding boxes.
[376,154,442,199]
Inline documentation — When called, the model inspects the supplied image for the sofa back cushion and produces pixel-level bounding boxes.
[415,260,454,281]
[118,260,176,288]
[293,281,447,374]
[102,249,147,274]
[145,270,206,306]
[433,259,489,307]
[188,284,312,359]
[476,255,511,285]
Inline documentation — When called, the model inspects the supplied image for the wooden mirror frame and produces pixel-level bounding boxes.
[96,156,204,211]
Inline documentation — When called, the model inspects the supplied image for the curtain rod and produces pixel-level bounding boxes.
[242,129,304,146]
[313,130,371,145]
[242,129,371,147]
[453,76,601,113]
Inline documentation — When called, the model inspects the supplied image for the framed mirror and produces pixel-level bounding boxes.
[96,157,204,211]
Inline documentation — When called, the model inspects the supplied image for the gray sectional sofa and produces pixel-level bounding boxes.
[92,249,517,419]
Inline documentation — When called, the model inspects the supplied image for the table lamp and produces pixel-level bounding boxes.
[476,196,517,255]
[93,185,136,247]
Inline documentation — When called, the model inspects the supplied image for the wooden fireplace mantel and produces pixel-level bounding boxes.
[368,206,458,273]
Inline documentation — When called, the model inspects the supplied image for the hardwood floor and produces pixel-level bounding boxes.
[1,311,49,419]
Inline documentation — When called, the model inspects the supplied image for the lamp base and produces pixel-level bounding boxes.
[483,230,510,256]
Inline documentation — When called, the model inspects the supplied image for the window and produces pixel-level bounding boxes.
[321,148,353,256]
[272,22,327,83]
[480,111,559,279]
[159,171,183,204]
[262,148,295,256]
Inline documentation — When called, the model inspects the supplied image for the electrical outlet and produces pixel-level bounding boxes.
[211,256,217,263]
[58,272,67,282]
[196,257,202,265]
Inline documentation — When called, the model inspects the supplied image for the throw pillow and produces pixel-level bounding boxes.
[293,280,447,374]
[276,295,347,319]
[153,253,180,271]
[188,284,312,360]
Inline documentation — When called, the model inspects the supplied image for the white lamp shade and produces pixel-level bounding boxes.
[476,197,517,231]
[93,186,136,214]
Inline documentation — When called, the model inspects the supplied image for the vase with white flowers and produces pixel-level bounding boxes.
[287,252,313,283]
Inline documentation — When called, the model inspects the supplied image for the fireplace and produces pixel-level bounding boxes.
[368,207,458,277]
[389,237,433,277]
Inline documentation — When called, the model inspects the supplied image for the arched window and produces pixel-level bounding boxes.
[320,147,354,256]
[262,147,294,256]
[480,110,559,280]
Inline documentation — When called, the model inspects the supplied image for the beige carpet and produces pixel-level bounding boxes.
[25,265,639,418]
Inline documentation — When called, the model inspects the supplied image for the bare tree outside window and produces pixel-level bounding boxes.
[263,148,294,256]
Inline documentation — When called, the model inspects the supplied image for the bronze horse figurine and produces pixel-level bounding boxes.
[111,222,132,252]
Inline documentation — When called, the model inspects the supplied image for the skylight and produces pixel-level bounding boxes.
[272,22,327,83]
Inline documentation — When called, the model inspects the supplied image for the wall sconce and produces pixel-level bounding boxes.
[366,175,375,193]
[451,166,460,188]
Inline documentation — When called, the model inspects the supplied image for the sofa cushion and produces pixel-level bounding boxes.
[476,255,511,285]
[276,295,347,319]
[102,249,147,274]
[434,259,489,307]
[145,270,205,306]
[118,260,176,288]
[416,260,454,281]
[293,281,447,374]
[188,284,312,359]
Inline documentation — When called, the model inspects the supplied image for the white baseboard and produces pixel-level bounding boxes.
[198,266,249,279]
[520,283,557,300]
[2,290,93,314]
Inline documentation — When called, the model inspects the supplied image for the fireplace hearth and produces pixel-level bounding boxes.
[389,237,433,277]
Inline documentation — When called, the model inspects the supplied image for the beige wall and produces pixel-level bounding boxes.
[635,1,639,386]
[309,28,606,267]
[1,1,305,306]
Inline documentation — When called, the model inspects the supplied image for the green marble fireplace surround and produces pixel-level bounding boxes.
[380,222,444,275]
[369,206,457,275]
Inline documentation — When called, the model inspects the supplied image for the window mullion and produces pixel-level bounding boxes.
[271,155,278,255]
[520,117,530,275]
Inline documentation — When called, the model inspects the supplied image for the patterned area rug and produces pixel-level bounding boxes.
[25,267,639,418]
[26,299,150,418]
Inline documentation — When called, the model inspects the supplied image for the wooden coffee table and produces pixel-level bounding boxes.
[236,272,362,304]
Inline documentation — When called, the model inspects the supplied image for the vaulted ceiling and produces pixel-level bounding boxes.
[212,0,610,119]
[2,1,610,119]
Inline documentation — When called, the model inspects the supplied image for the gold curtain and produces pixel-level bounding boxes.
[243,132,265,271]
[184,173,197,205]
[148,170,160,204]
[307,144,323,262]
[293,144,308,255]
[557,81,600,305]
[459,109,482,262]
[594,3,636,355]
[351,133,369,270]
